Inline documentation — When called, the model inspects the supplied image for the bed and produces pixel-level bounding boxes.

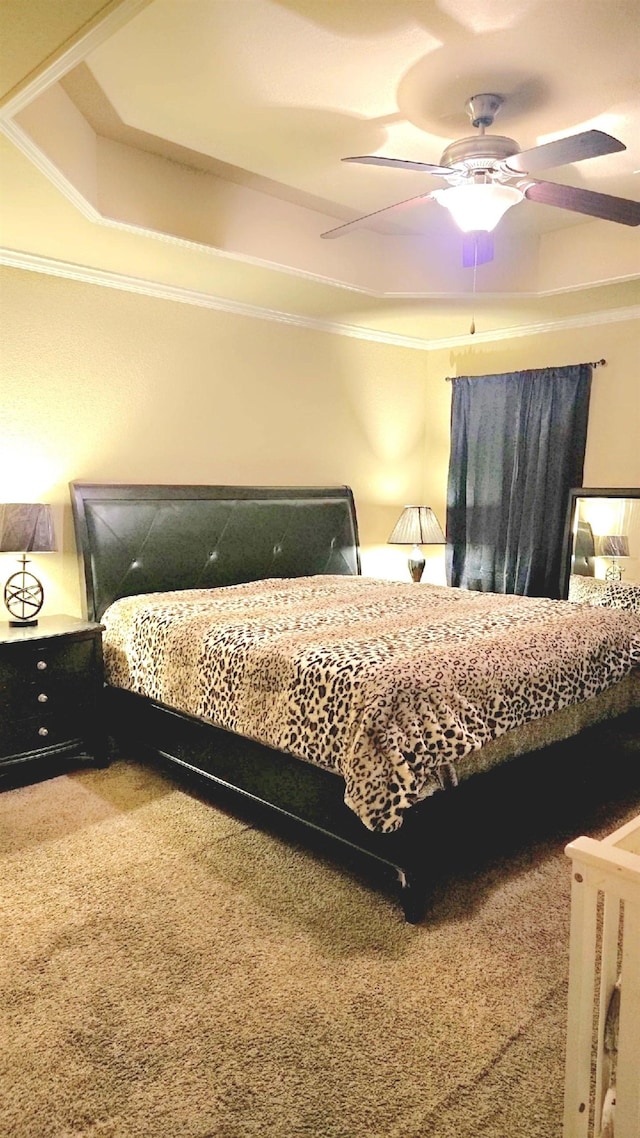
[70,482,640,922]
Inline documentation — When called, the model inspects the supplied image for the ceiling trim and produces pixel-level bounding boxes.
[2,247,638,351]
[3,46,637,303]
[4,118,637,300]
[0,118,102,221]
[3,66,637,304]
[0,115,375,296]
[0,0,152,117]
[1,0,638,309]
[107,218,372,295]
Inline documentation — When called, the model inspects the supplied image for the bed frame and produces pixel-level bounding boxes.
[71,482,639,923]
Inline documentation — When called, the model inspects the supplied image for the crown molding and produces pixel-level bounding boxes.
[3,80,636,303]
[386,272,640,300]
[2,0,637,309]
[5,132,636,301]
[4,97,635,304]
[0,0,152,119]
[1,247,638,351]
[106,217,372,295]
[0,118,102,222]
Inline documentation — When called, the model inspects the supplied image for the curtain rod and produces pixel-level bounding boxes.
[444,359,607,382]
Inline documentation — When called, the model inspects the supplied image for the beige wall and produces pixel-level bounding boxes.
[0,266,429,615]
[1,265,638,617]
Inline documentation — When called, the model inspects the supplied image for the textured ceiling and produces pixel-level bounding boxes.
[81,0,640,224]
[1,0,639,342]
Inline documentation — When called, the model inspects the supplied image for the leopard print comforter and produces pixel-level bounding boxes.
[102,577,640,832]
[568,574,640,612]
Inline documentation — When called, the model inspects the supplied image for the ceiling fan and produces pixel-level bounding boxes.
[320,94,640,265]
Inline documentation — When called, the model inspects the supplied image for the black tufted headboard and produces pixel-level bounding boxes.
[70,483,361,622]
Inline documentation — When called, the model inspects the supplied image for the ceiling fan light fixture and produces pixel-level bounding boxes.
[432,183,524,232]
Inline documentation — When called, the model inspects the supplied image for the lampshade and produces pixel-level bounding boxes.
[432,183,524,232]
[0,503,57,553]
[388,506,446,546]
[596,534,630,558]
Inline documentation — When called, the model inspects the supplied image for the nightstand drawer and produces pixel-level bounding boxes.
[0,711,89,759]
[0,638,95,692]
[7,674,97,718]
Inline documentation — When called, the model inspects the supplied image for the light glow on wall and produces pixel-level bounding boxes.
[0,439,62,501]
[579,498,626,537]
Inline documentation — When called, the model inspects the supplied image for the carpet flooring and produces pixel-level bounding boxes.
[1,712,638,1138]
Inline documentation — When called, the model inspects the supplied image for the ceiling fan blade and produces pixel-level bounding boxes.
[343,155,454,176]
[505,129,625,174]
[524,179,640,225]
[462,231,494,268]
[320,192,433,239]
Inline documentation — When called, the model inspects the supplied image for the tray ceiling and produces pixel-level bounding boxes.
[1,0,639,342]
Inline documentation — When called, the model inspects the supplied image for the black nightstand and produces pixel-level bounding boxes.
[0,615,107,774]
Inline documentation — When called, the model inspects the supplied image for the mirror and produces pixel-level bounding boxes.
[561,487,640,600]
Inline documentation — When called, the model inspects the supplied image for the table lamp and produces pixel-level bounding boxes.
[0,503,57,625]
[597,534,630,581]
[388,505,445,582]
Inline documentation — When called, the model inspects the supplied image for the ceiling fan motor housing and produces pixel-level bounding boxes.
[439,135,523,185]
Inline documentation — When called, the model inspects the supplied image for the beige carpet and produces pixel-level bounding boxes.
[1,716,638,1138]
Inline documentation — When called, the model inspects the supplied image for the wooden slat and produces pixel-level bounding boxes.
[616,902,640,1138]
[563,868,599,1137]
[594,897,621,1134]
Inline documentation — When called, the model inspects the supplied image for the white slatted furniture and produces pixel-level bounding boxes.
[563,813,640,1138]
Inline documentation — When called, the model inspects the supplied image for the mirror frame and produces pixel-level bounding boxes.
[560,486,640,599]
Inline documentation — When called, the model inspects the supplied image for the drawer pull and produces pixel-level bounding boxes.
[36,660,48,671]
[38,693,48,703]
[38,726,49,737]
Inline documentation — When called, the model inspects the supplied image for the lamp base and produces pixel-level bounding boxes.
[408,545,425,583]
[4,556,45,624]
[9,617,39,627]
[605,560,623,582]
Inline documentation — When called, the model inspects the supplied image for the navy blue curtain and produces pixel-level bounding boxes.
[446,364,592,598]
